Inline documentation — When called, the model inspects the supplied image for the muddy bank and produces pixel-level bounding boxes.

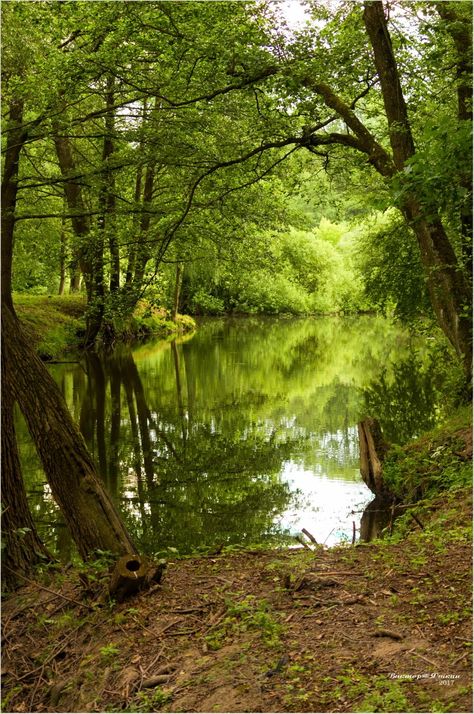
[2,487,472,713]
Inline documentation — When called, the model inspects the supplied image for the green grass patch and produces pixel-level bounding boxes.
[381,407,472,502]
[14,293,87,359]
[13,293,196,358]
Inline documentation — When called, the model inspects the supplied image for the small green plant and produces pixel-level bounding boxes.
[99,643,120,661]
[205,596,282,651]
[131,687,172,712]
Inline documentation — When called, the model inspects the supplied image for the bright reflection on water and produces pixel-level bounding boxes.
[17,316,442,559]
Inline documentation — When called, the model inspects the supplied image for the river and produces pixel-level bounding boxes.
[17,316,442,559]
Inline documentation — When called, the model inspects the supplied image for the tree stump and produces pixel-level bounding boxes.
[109,554,148,602]
[358,417,390,497]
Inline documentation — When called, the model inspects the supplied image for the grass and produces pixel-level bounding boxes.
[13,293,196,360]
[205,595,283,651]
[14,293,86,359]
[381,406,472,502]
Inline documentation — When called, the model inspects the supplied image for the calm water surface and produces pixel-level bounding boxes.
[18,316,442,559]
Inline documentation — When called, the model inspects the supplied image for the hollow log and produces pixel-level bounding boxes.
[358,417,390,497]
[109,554,149,602]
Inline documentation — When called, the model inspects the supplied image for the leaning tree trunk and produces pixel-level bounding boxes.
[1,335,52,590]
[363,0,472,378]
[3,304,136,560]
[402,200,472,375]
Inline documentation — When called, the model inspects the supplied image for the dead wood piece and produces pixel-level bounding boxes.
[147,560,167,586]
[295,535,313,550]
[140,674,173,688]
[410,512,424,529]
[301,528,319,545]
[109,554,148,603]
[371,629,403,641]
[49,679,70,706]
[358,418,390,496]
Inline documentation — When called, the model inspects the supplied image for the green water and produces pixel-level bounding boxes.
[18,316,442,559]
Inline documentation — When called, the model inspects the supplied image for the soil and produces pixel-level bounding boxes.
[2,488,472,714]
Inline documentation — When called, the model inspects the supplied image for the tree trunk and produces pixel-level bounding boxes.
[99,75,120,294]
[172,262,183,321]
[435,2,472,277]
[363,1,472,376]
[70,263,82,293]
[1,333,52,590]
[53,131,92,292]
[402,201,472,373]
[58,213,67,295]
[1,100,25,311]
[53,129,104,345]
[358,417,390,497]
[3,304,137,559]
[133,163,155,289]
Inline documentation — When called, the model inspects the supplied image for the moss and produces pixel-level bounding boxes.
[12,294,196,359]
[13,293,87,359]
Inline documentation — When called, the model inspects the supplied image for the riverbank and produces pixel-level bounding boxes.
[2,485,471,713]
[2,407,472,713]
[13,294,196,360]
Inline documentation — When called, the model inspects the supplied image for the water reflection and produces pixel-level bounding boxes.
[17,316,443,557]
[363,349,442,444]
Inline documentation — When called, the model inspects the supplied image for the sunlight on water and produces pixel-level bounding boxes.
[279,462,372,546]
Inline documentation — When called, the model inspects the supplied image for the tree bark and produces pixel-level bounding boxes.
[53,129,104,344]
[1,100,25,310]
[133,163,155,289]
[99,75,120,294]
[53,131,91,288]
[58,213,67,295]
[172,262,183,321]
[1,333,52,590]
[358,417,390,497]
[3,304,137,559]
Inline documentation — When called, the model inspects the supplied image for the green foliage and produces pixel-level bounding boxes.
[205,596,282,651]
[381,407,472,501]
[13,294,86,359]
[356,209,431,321]
[99,643,120,661]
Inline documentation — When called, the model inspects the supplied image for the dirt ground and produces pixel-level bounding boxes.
[2,488,472,714]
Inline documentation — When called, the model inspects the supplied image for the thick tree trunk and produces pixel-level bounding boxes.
[53,132,92,291]
[53,130,104,344]
[3,305,136,559]
[1,100,25,311]
[435,2,473,277]
[70,264,82,293]
[402,200,472,373]
[1,335,52,590]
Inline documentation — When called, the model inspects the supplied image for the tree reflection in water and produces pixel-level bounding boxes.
[17,317,444,557]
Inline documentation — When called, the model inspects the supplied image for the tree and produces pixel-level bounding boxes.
[1,5,137,574]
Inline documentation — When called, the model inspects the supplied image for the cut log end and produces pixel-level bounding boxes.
[109,554,148,603]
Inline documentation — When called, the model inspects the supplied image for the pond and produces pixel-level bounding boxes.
[18,316,443,560]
